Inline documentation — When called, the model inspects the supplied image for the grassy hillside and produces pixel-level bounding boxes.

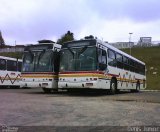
[122,47,160,90]
[0,52,23,59]
[0,47,160,90]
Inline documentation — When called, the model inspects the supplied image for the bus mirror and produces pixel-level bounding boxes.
[99,63,107,71]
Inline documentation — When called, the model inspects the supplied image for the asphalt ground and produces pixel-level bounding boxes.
[0,88,160,130]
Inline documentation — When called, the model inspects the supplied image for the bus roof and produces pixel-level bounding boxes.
[24,43,61,51]
[0,56,22,61]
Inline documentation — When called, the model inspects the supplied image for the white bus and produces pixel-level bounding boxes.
[0,56,22,88]
[58,36,146,94]
[20,40,61,93]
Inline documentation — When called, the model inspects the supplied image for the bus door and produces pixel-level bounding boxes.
[98,48,107,88]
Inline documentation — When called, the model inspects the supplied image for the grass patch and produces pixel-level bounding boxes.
[0,52,23,59]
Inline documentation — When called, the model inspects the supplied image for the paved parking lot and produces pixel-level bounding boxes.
[0,88,160,127]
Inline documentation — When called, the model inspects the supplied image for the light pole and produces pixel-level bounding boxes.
[129,33,133,55]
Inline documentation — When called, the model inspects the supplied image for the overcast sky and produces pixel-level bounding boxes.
[0,0,160,45]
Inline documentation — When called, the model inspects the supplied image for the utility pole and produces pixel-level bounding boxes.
[129,33,133,55]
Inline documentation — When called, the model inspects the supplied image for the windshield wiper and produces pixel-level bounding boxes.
[37,50,45,63]
[68,47,75,57]
[78,46,87,57]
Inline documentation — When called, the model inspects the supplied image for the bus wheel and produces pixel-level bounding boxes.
[53,89,58,93]
[42,88,52,93]
[110,79,117,95]
[136,82,140,92]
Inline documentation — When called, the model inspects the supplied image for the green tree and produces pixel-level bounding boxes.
[0,30,5,46]
[57,31,74,44]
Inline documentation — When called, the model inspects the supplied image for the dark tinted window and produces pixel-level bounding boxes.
[98,49,107,64]
[123,56,129,70]
[7,60,17,71]
[134,61,139,73]
[140,64,145,75]
[116,53,123,69]
[18,62,22,72]
[130,59,135,67]
[134,62,145,75]
[108,49,116,67]
[116,53,123,62]
[107,50,146,75]
[129,59,135,72]
[142,65,145,75]
[108,49,115,59]
[102,50,107,64]
[123,56,128,64]
[98,49,107,71]
[0,59,6,70]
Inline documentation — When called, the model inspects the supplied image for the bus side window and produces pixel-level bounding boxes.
[139,64,145,75]
[129,59,135,72]
[123,56,129,70]
[142,65,145,75]
[108,49,116,67]
[18,62,22,72]
[98,49,106,64]
[0,59,6,70]
[102,50,107,64]
[7,60,17,71]
[98,49,107,70]
[116,53,123,69]
[134,62,139,73]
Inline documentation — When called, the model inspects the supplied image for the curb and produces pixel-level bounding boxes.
[140,90,160,92]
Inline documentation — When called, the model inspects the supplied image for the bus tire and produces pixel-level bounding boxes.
[42,88,52,93]
[110,79,117,95]
[135,81,140,92]
[53,89,58,92]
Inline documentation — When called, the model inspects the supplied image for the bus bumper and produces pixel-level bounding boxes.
[20,81,58,89]
[58,81,100,89]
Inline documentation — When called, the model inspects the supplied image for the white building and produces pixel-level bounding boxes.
[109,42,134,49]
[0,45,25,53]
[137,37,152,47]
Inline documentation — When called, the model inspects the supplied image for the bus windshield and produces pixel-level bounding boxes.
[22,50,54,72]
[22,51,34,72]
[60,47,97,72]
[36,50,53,72]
